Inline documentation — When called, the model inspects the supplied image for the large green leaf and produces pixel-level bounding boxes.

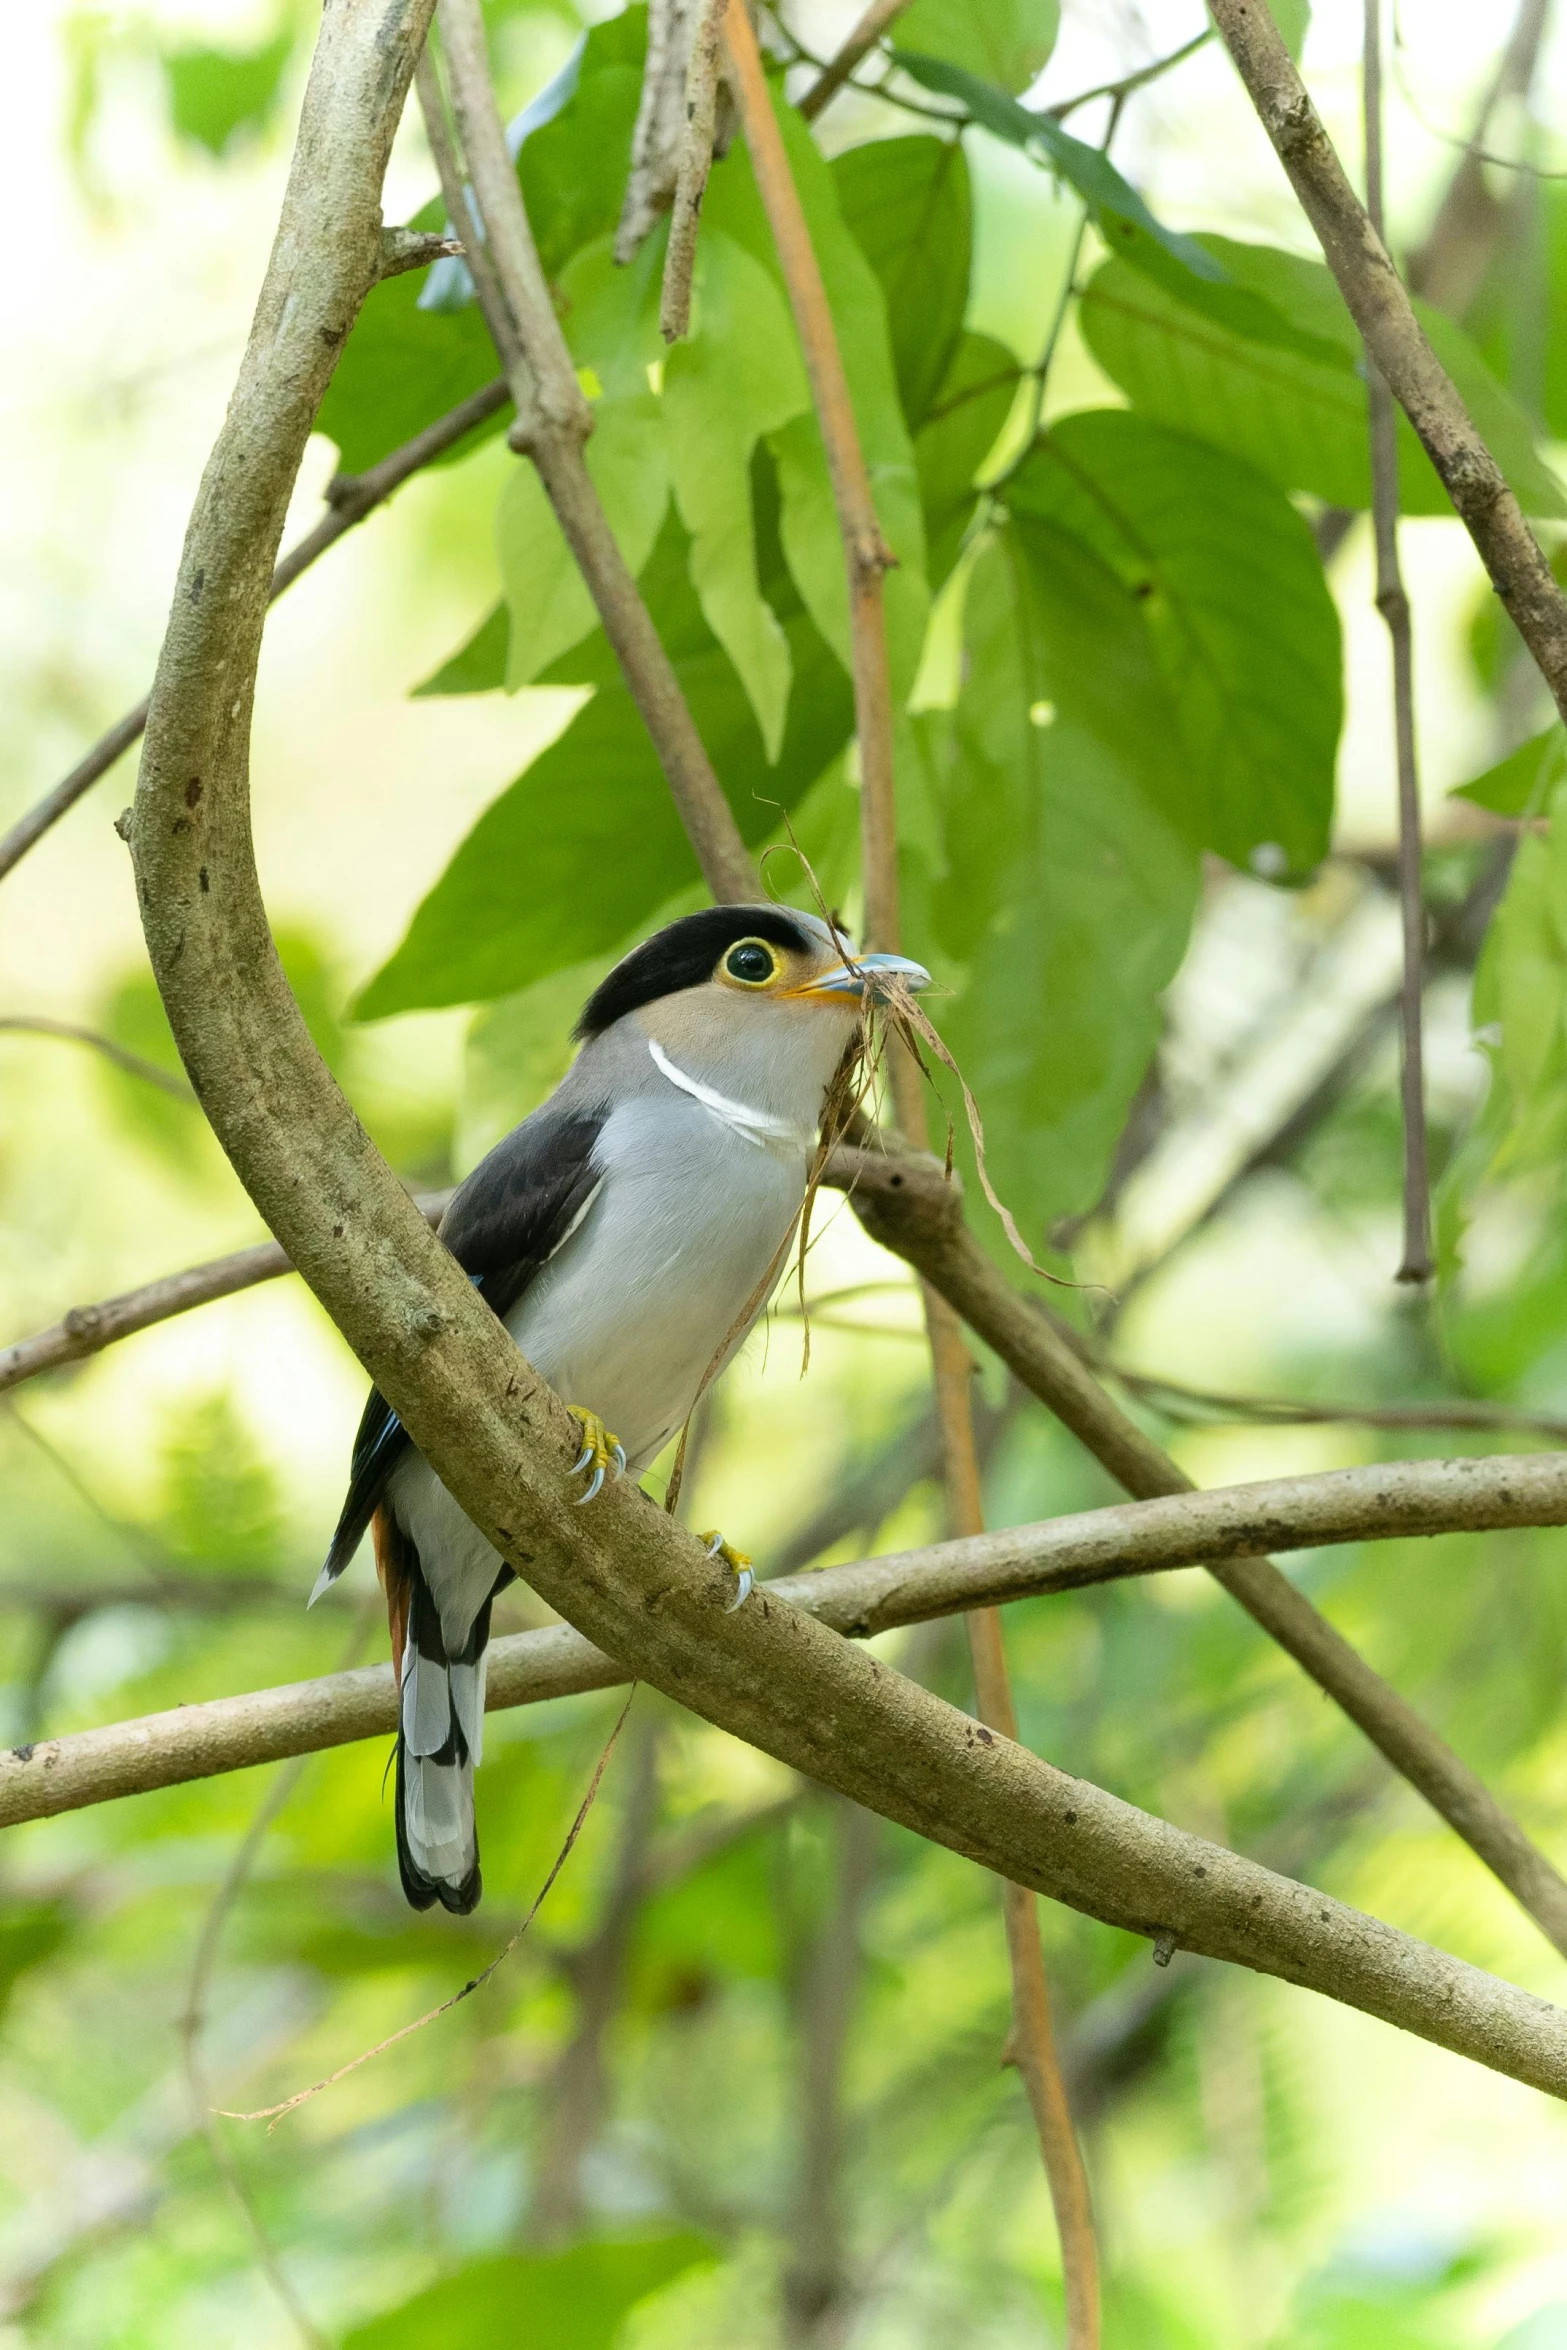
[830,135,972,427]
[915,330,1021,587]
[314,15,646,476]
[664,228,809,758]
[354,519,854,1018]
[1005,411,1341,873]
[343,2235,713,2350]
[1081,235,1567,517]
[896,0,1058,94]
[905,528,1199,1247]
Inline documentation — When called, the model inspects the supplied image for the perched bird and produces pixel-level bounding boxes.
[314,906,929,1915]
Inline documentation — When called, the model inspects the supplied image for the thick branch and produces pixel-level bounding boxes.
[1207,0,1567,725]
[831,1141,1567,1957]
[660,0,726,342]
[430,0,759,904]
[0,378,509,889]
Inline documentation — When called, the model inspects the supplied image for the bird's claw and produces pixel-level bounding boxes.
[567,1408,625,1506]
[702,1530,754,1611]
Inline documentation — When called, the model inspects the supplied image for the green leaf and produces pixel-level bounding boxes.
[1005,411,1342,873]
[355,518,854,1018]
[342,2236,714,2350]
[413,600,508,696]
[1267,0,1311,60]
[1081,235,1567,517]
[161,31,291,154]
[498,393,668,688]
[830,136,972,427]
[664,228,809,758]
[893,51,1224,287]
[915,331,1021,587]
[1452,725,1567,816]
[906,529,1199,1244]
[896,0,1058,94]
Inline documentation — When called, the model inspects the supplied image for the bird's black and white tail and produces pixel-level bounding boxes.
[377,1512,493,1916]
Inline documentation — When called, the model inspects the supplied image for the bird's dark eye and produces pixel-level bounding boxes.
[722,940,780,988]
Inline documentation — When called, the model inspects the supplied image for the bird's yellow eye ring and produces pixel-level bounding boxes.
[720,938,783,989]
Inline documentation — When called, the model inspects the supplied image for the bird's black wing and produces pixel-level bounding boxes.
[314,1103,606,1595]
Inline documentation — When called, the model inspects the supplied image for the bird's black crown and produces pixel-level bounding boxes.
[575,906,814,1040]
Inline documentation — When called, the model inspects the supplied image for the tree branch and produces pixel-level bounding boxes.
[831,1140,1567,1957]
[0,378,509,889]
[1206,0,1567,725]
[1364,0,1432,1285]
[0,1016,195,1100]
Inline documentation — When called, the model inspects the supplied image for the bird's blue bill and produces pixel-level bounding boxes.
[800,953,932,998]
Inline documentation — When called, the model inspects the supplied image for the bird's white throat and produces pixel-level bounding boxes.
[646,1038,812,1152]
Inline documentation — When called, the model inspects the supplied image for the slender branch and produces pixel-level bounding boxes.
[0,1193,452,1398]
[1045,31,1213,122]
[113,0,1567,2125]
[660,0,726,342]
[1111,1368,1567,1447]
[0,374,509,889]
[830,1140,1567,1958]
[1206,0,1567,726]
[797,0,913,123]
[430,0,759,904]
[1407,0,1553,311]
[0,1016,194,1100]
[1364,0,1432,1285]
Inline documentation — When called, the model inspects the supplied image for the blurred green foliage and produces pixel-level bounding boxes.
[12,1,1567,2345]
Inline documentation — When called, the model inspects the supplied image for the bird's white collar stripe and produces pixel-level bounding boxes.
[646,1038,809,1150]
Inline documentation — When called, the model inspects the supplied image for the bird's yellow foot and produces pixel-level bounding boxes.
[567,1407,626,1506]
[700,1530,754,1612]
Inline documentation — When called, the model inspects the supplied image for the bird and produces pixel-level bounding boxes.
[313,905,930,1916]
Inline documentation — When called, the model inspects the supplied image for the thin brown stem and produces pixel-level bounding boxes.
[660,0,726,342]
[0,374,508,889]
[1364,0,1432,1285]
[1207,0,1567,725]
[722,23,1099,2320]
[722,0,899,957]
